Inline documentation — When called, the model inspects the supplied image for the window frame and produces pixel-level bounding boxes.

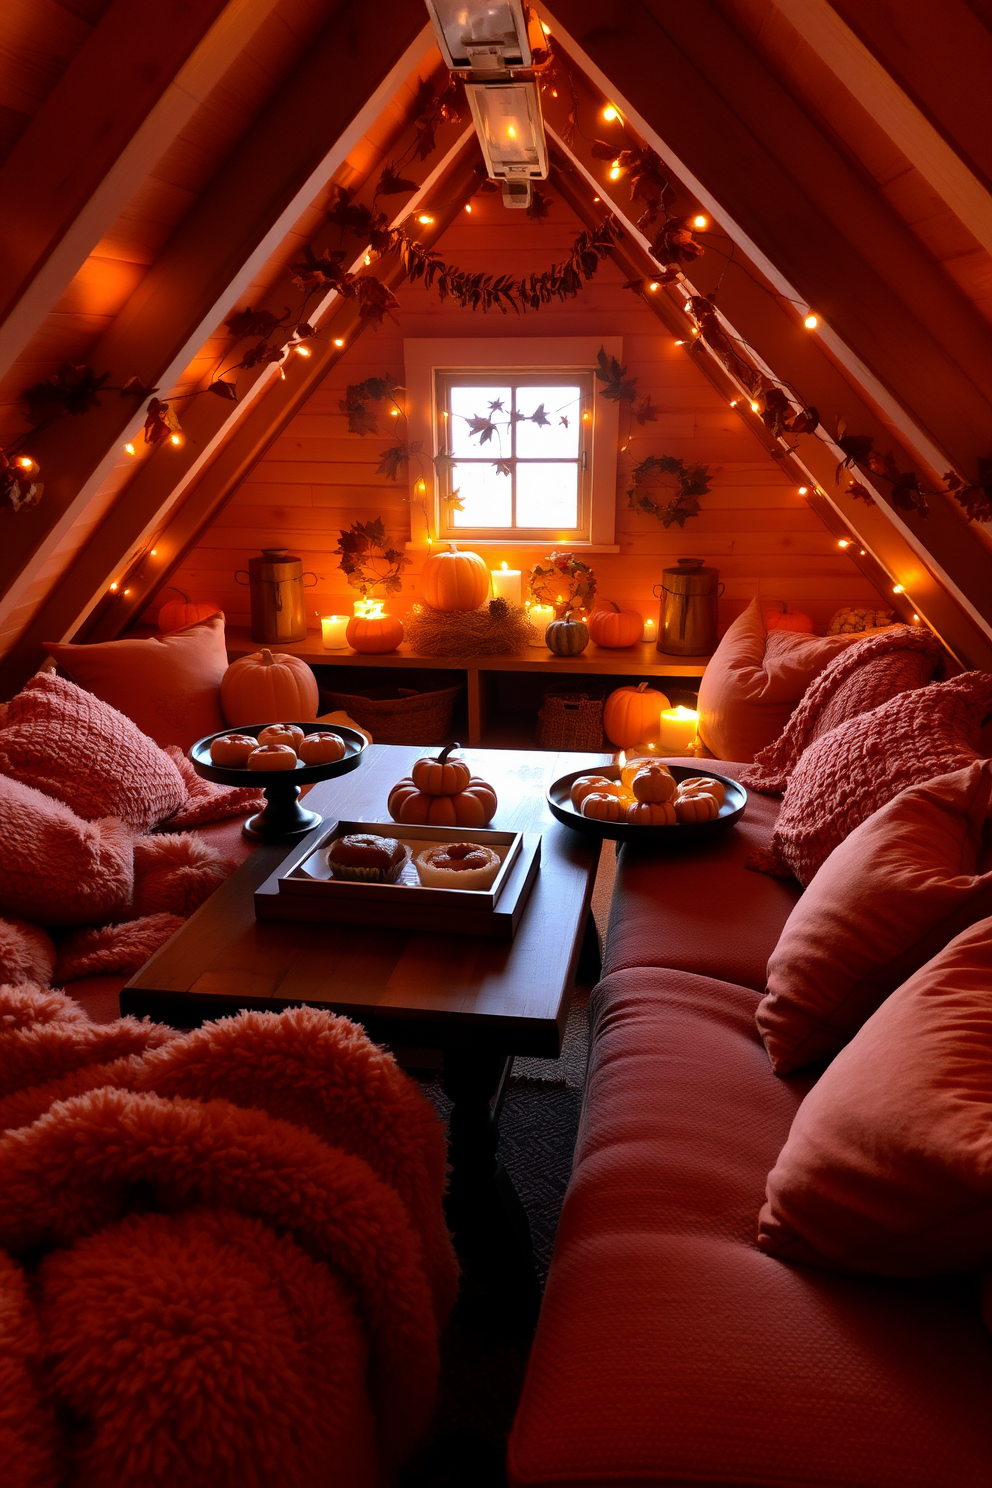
[403,337,622,549]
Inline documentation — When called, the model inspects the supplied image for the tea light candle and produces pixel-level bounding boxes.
[658,705,699,754]
[642,616,658,643]
[353,598,373,616]
[527,603,555,645]
[320,614,350,650]
[491,561,522,605]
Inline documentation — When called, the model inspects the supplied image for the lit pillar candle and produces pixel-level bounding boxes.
[321,615,350,649]
[527,604,555,645]
[642,616,658,643]
[491,561,522,605]
[658,706,699,754]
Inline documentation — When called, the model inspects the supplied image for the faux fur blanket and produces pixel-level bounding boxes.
[738,625,942,794]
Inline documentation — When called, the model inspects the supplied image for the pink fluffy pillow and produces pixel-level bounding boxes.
[749,671,992,885]
[0,775,134,926]
[0,918,56,988]
[758,761,992,1073]
[0,673,186,832]
[759,917,992,1277]
[696,599,859,762]
[132,833,233,918]
[55,914,186,983]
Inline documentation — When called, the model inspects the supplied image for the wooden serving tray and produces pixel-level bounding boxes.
[254,820,542,939]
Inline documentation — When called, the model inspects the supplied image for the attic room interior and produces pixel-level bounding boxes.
[1,1,992,1484]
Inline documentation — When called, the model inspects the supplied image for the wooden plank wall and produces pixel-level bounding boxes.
[169,189,885,635]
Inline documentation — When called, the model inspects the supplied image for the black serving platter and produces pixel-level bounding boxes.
[189,722,367,842]
[547,763,746,845]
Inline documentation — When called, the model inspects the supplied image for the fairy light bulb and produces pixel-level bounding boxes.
[417,213,434,225]
[675,339,686,347]
[609,161,621,180]
[109,582,118,592]
[169,432,182,446]
[648,281,659,291]
[692,214,708,229]
[150,549,158,557]
[333,337,345,347]
[294,343,311,357]
[465,204,472,213]
[797,485,809,495]
[124,442,135,456]
[893,583,905,594]
[804,313,818,329]
[364,252,371,265]
[750,400,760,413]
[837,538,851,548]
[603,105,619,121]
[541,21,550,34]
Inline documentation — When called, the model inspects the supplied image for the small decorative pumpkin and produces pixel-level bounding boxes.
[626,800,677,826]
[246,744,298,771]
[762,602,813,634]
[157,590,222,632]
[346,612,403,654]
[258,723,305,749]
[421,543,490,611]
[411,742,472,796]
[619,754,671,790]
[298,732,346,765]
[631,767,676,804]
[604,681,671,747]
[570,774,617,809]
[674,792,720,823]
[679,776,726,807]
[580,791,624,822]
[222,648,319,725]
[545,616,589,656]
[209,733,257,767]
[587,601,643,651]
[388,773,497,827]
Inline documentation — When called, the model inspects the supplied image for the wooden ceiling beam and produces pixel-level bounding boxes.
[0,0,288,383]
[0,0,432,639]
[770,0,992,255]
[539,1,992,474]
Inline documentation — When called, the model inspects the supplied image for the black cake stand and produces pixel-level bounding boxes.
[188,722,367,842]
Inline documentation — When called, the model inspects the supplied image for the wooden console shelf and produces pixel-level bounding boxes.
[225,627,710,746]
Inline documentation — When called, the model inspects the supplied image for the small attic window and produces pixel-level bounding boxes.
[404,338,622,548]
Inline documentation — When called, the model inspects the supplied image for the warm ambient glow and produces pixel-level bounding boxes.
[804,313,818,329]
[124,442,135,455]
[333,337,345,347]
[797,485,809,495]
[609,162,622,180]
[659,706,699,754]
[603,105,619,121]
[320,615,350,650]
[294,344,312,357]
[692,214,708,229]
[893,583,905,594]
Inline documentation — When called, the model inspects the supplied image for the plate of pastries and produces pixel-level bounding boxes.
[189,721,367,785]
[547,758,746,843]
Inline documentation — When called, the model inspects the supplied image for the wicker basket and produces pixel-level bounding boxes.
[536,684,605,751]
[321,683,461,745]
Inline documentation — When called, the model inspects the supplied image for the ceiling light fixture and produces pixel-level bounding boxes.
[425,0,537,68]
[463,79,548,207]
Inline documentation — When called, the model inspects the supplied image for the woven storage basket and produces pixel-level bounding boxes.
[321,683,460,745]
[537,684,605,751]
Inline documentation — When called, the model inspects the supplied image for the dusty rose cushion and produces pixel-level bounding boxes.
[749,671,992,885]
[0,775,134,926]
[45,614,227,750]
[0,918,57,988]
[696,599,858,762]
[132,832,233,918]
[759,917,992,1277]
[0,673,186,831]
[758,762,992,1073]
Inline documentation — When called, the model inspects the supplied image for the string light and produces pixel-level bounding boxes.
[692,214,708,230]
[804,313,818,329]
[551,89,558,98]
[123,442,135,456]
[150,549,158,557]
[859,548,866,556]
[582,411,591,421]
[541,20,550,33]
[390,408,399,416]
[169,432,182,446]
[690,327,699,336]
[837,538,851,548]
[465,204,472,213]
[109,583,118,592]
[913,613,920,622]
[333,337,345,347]
[797,485,809,495]
[364,253,371,265]
[893,583,905,594]
[17,457,35,470]
[609,161,621,180]
[592,195,600,203]
[603,105,619,121]
[674,339,686,346]
[294,344,312,357]
[417,213,434,225]
[729,398,738,405]
[750,400,760,413]
[123,588,132,597]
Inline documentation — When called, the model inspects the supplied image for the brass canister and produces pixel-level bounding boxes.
[653,558,723,656]
[236,548,316,644]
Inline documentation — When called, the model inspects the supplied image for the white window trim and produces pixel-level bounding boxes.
[403,337,622,550]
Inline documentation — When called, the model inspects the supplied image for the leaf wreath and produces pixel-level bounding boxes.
[627,454,712,529]
[528,552,597,613]
[335,517,409,596]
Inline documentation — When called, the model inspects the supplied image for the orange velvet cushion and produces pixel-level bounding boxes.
[759,917,992,1277]
[696,599,858,762]
[45,614,227,750]
[0,774,133,926]
[758,762,992,1074]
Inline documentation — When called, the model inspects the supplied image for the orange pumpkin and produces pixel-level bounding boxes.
[619,755,672,790]
[421,544,490,611]
[158,591,222,632]
[388,775,497,827]
[570,774,617,809]
[221,648,319,725]
[246,744,298,771]
[580,792,624,822]
[674,792,720,823]
[411,743,472,796]
[298,732,346,765]
[626,800,677,826]
[631,767,676,804]
[679,776,726,807]
[763,603,813,634]
[588,601,643,650]
[209,733,257,767]
[604,681,671,747]
[346,612,403,654]
[258,723,305,749]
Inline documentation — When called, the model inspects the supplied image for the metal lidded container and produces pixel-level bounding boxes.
[653,558,723,656]
[236,548,316,644]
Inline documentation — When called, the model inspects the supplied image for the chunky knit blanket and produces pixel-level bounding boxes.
[739,626,942,794]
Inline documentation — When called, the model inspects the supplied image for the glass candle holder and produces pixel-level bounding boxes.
[527,603,555,645]
[658,706,699,754]
[320,615,350,649]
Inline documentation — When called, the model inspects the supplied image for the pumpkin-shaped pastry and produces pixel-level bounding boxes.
[411,743,472,796]
[674,792,720,823]
[209,733,257,767]
[580,792,624,822]
[631,767,677,804]
[258,723,305,749]
[570,774,618,810]
[626,800,677,827]
[678,776,726,807]
[297,731,346,765]
[246,744,298,771]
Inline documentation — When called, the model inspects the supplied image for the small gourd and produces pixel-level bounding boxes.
[298,732,346,765]
[580,792,624,822]
[631,767,676,804]
[626,800,677,827]
[570,774,618,809]
[158,591,222,632]
[545,616,589,656]
[678,776,726,807]
[411,743,472,796]
[674,792,720,824]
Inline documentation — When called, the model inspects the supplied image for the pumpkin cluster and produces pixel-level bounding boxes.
[388,743,497,828]
[569,763,725,828]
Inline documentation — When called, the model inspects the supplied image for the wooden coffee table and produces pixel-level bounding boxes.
[121,742,608,1322]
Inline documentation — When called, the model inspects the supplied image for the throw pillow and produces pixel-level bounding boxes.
[695,599,859,762]
[740,626,941,793]
[757,761,992,1073]
[45,614,227,750]
[758,916,992,1277]
[0,919,56,989]
[0,775,134,926]
[0,673,186,831]
[748,670,992,885]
